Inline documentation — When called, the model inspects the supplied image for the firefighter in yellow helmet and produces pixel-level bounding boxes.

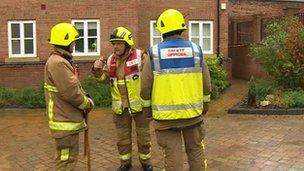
[141,9,212,171]
[92,27,153,171]
[45,22,95,170]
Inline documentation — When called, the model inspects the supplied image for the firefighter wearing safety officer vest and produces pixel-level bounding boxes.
[141,9,212,171]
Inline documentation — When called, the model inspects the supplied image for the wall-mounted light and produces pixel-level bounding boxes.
[220,3,227,10]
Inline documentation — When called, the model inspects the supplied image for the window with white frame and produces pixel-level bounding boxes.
[150,20,162,46]
[8,21,36,57]
[72,20,100,56]
[189,21,213,54]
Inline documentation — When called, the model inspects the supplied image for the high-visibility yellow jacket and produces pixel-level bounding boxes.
[44,48,92,138]
[93,48,151,114]
[149,38,211,120]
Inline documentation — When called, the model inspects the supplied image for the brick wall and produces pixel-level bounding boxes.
[0,0,223,88]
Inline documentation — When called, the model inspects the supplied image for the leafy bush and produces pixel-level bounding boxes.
[205,57,230,99]
[80,76,111,107]
[0,77,112,108]
[251,79,304,108]
[251,17,304,89]
[284,90,304,107]
[254,79,278,100]
[0,82,45,108]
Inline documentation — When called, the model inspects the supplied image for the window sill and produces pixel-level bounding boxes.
[5,57,40,63]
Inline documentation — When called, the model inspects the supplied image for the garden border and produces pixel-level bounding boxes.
[228,106,304,115]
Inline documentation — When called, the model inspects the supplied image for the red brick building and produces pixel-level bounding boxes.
[229,0,304,79]
[0,0,229,88]
[3,0,303,88]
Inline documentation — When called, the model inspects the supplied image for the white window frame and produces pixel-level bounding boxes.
[72,19,100,56]
[150,20,163,46]
[189,21,213,54]
[8,20,36,58]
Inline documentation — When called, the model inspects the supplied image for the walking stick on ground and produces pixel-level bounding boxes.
[84,112,91,171]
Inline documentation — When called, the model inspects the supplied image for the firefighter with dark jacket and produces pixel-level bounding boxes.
[45,23,95,170]
[92,27,153,171]
[141,9,212,171]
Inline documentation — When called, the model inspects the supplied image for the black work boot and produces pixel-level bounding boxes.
[117,163,132,171]
[142,163,153,171]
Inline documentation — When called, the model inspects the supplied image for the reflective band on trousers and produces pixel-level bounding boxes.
[44,83,86,131]
[139,152,151,160]
[119,153,131,161]
[201,140,208,171]
[60,148,69,161]
[152,102,203,111]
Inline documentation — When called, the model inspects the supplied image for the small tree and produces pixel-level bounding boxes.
[251,17,304,89]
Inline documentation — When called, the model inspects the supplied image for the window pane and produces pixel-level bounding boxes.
[191,23,199,37]
[74,22,84,37]
[75,38,84,52]
[11,23,20,38]
[153,23,161,36]
[12,40,21,54]
[24,23,33,38]
[88,38,97,52]
[191,38,200,46]
[88,22,97,36]
[24,39,34,54]
[203,38,211,51]
[153,38,162,45]
[203,24,211,37]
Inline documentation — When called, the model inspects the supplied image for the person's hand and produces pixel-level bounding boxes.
[93,56,106,70]
[202,102,209,115]
[142,107,152,120]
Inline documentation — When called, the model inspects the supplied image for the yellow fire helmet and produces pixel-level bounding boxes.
[109,27,134,46]
[49,23,79,46]
[156,9,187,35]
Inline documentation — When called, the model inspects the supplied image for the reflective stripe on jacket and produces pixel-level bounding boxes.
[44,83,87,131]
[108,49,151,114]
[149,38,204,120]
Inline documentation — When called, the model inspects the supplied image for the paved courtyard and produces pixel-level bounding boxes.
[1,79,304,171]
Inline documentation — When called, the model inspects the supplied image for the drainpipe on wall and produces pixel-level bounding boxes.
[217,0,220,59]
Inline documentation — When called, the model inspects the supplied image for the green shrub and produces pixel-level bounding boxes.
[255,79,278,100]
[0,87,15,107]
[284,90,304,107]
[15,83,45,108]
[0,82,45,108]
[0,77,112,108]
[80,76,111,107]
[251,17,304,89]
[205,57,230,99]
